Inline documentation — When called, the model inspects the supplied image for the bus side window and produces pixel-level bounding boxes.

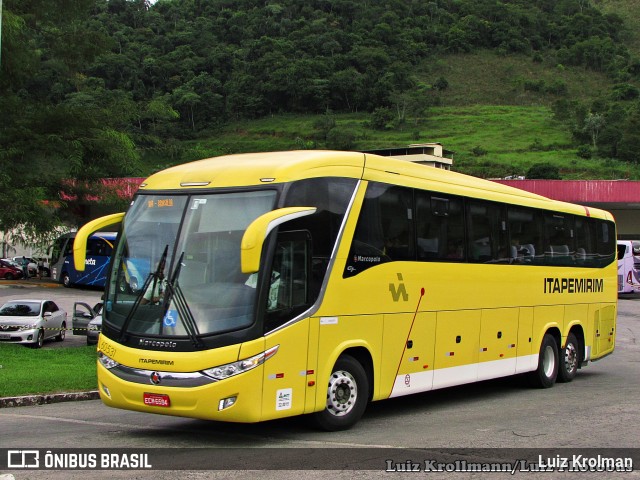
[467,200,507,263]
[415,191,464,261]
[574,217,596,267]
[508,207,543,265]
[63,239,73,258]
[544,213,575,266]
[344,183,413,277]
[595,218,616,267]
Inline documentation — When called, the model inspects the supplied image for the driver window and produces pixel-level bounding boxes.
[265,231,311,332]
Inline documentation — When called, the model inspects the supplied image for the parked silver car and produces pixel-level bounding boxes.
[0,299,67,348]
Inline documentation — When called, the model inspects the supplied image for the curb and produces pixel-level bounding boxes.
[0,390,100,408]
[0,280,61,288]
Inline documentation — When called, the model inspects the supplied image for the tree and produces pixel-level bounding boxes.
[0,0,134,234]
[583,113,605,149]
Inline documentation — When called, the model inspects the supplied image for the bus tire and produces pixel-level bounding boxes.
[61,273,71,288]
[558,332,579,383]
[528,333,558,388]
[313,355,369,431]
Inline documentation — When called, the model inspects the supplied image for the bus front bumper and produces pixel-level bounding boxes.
[96,361,264,423]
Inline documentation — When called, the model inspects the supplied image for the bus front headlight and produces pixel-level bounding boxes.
[202,345,279,381]
[98,351,120,370]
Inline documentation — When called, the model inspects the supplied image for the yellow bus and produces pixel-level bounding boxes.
[74,150,617,430]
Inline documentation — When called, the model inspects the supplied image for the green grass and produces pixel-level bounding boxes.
[426,51,613,106]
[0,344,97,397]
[152,105,637,180]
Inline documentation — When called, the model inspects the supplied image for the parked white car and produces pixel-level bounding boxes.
[0,299,67,348]
[12,256,39,277]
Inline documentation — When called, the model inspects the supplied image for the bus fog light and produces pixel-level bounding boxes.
[218,396,237,411]
[102,385,111,398]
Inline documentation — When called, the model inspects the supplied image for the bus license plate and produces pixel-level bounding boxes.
[0,333,10,340]
[143,393,170,407]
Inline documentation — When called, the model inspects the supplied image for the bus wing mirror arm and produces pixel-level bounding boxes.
[241,207,316,274]
[73,213,125,271]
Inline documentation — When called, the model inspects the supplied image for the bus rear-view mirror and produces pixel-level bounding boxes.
[241,207,316,274]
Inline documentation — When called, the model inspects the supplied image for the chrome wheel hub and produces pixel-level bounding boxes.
[326,370,357,417]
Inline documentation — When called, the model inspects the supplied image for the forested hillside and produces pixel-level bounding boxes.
[1,0,640,233]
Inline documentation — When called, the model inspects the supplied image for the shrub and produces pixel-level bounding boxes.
[326,128,356,150]
[471,146,488,156]
[526,163,561,179]
[576,145,592,159]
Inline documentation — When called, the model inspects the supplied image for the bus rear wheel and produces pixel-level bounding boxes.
[528,333,558,388]
[61,273,71,288]
[558,332,580,383]
[313,355,368,431]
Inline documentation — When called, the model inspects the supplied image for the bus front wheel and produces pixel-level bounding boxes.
[313,355,368,431]
[528,333,558,388]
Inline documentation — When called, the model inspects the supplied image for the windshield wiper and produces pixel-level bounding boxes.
[160,252,203,349]
[118,245,169,342]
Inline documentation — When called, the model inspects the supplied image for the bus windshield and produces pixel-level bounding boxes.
[106,190,277,339]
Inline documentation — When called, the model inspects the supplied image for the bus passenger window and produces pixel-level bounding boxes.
[544,214,575,266]
[508,207,543,264]
[344,183,413,277]
[415,192,464,262]
[467,200,507,263]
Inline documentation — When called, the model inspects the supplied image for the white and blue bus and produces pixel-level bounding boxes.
[50,232,117,288]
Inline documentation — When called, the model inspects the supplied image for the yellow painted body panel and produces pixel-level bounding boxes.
[314,314,384,403]
[516,307,534,366]
[479,308,519,363]
[593,304,617,358]
[260,321,310,421]
[140,150,365,190]
[380,312,436,396]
